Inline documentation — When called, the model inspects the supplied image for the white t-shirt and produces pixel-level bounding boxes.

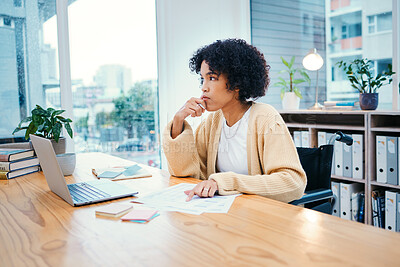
[216,107,251,175]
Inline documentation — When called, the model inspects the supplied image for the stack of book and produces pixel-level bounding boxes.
[323,101,360,110]
[0,148,40,179]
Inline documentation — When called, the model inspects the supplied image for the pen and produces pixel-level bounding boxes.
[198,103,205,109]
[92,169,100,179]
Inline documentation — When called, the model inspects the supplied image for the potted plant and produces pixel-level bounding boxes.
[337,58,395,110]
[273,56,310,110]
[12,105,73,154]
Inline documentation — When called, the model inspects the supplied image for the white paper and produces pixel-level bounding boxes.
[132,183,241,215]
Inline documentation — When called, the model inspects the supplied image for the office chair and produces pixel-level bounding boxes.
[290,131,353,214]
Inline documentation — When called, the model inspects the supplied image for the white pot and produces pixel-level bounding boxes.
[282,92,300,110]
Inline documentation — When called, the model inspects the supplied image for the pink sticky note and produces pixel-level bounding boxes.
[121,210,158,221]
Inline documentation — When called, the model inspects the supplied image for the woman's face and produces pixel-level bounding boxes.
[199,61,239,112]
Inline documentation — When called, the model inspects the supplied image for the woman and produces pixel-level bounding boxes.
[162,39,306,203]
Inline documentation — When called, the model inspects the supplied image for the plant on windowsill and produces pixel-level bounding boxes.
[337,58,395,110]
[273,56,310,110]
[12,105,73,154]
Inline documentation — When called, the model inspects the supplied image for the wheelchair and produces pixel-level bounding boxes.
[290,131,353,214]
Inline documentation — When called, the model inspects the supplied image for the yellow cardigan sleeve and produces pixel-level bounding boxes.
[162,120,208,180]
[209,121,306,203]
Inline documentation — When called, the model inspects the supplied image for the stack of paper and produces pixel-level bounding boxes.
[132,183,241,215]
[121,210,159,223]
[95,203,133,217]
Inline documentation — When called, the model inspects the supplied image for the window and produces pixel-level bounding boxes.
[368,12,392,34]
[0,0,59,140]
[13,0,23,8]
[3,17,11,26]
[65,0,160,166]
[251,0,396,109]
[251,0,326,108]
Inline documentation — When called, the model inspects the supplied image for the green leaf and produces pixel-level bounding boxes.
[65,123,73,138]
[288,56,295,69]
[25,122,37,140]
[280,88,286,100]
[52,109,65,117]
[293,88,302,99]
[299,71,311,83]
[281,56,289,68]
[56,116,72,123]
[292,79,306,84]
[53,122,62,142]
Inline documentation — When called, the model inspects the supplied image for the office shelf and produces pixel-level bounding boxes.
[280,109,400,226]
[331,175,366,184]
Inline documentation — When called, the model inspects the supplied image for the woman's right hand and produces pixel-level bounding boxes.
[175,97,206,120]
[171,97,206,139]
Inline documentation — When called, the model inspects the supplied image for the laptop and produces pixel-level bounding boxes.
[30,135,138,206]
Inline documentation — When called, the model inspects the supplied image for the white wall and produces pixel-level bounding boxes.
[156,0,250,168]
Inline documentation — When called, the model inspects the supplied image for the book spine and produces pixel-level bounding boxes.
[0,171,9,180]
[377,196,386,228]
[0,162,11,171]
[0,154,10,162]
[8,168,39,179]
[358,193,365,223]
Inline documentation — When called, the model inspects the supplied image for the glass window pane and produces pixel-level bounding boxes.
[251,0,326,108]
[368,25,375,33]
[0,0,59,142]
[251,0,394,110]
[368,16,374,24]
[377,12,392,32]
[326,0,392,108]
[67,0,160,167]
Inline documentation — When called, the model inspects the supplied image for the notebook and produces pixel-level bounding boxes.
[95,203,133,217]
[30,135,138,206]
[121,210,159,222]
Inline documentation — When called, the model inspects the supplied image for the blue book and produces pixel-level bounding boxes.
[0,148,35,162]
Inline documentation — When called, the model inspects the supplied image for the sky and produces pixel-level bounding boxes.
[43,0,157,85]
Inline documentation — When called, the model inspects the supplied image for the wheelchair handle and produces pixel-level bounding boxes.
[328,131,353,146]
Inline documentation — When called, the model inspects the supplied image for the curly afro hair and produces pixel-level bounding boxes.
[189,39,270,103]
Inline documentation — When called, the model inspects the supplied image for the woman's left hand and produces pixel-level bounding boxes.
[184,180,218,201]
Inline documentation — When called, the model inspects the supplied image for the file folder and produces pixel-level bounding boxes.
[317,131,326,147]
[351,192,362,222]
[343,134,352,178]
[331,181,340,217]
[386,137,398,185]
[385,191,397,232]
[340,182,362,220]
[397,193,400,232]
[376,136,387,183]
[327,133,335,175]
[352,134,363,179]
[301,131,309,148]
[335,140,343,177]
[293,131,301,147]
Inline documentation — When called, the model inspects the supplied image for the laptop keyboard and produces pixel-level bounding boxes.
[68,182,111,203]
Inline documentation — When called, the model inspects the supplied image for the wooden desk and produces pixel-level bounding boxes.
[1,153,400,266]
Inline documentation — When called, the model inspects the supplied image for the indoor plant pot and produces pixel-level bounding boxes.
[337,58,395,111]
[359,93,379,110]
[13,105,73,154]
[282,92,300,110]
[273,56,310,110]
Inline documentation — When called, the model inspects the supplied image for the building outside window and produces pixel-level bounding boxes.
[252,0,395,110]
[0,0,160,167]
[0,0,58,141]
[326,0,393,108]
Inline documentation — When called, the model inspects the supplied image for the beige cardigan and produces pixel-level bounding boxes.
[162,102,306,203]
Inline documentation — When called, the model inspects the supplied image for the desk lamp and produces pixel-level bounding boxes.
[302,48,324,110]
